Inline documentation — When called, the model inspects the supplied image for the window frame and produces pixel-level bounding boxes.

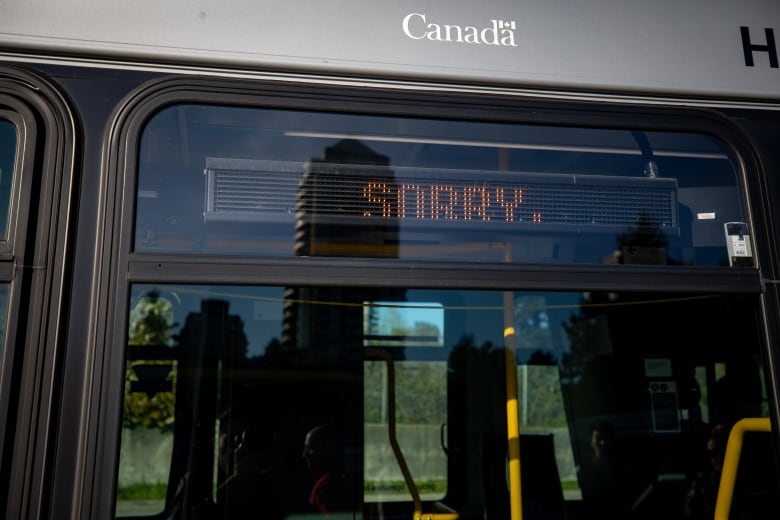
[0,66,78,520]
[0,97,36,479]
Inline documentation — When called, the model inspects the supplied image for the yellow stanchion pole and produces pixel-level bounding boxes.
[714,417,771,520]
[504,294,522,520]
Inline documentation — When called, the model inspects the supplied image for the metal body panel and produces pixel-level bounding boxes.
[0,0,779,99]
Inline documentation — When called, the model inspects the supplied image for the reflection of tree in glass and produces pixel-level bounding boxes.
[560,298,611,386]
[125,291,177,431]
[129,290,175,346]
[398,362,447,423]
[524,351,568,428]
[610,216,673,265]
[515,296,553,354]
[364,361,446,424]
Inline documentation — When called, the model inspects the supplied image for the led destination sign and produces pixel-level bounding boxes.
[204,158,679,232]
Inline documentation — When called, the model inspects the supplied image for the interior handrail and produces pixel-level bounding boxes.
[364,348,422,519]
[364,348,459,520]
[714,417,772,520]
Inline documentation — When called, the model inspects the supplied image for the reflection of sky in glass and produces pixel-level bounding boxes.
[364,302,444,347]
[0,120,17,240]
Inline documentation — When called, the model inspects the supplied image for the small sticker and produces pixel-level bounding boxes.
[724,222,754,267]
[649,380,681,433]
[644,358,672,378]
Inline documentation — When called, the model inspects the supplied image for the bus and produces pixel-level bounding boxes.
[0,1,779,519]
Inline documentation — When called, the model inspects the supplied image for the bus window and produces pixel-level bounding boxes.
[514,291,779,520]
[116,285,364,518]
[0,119,15,240]
[0,119,15,367]
[135,105,747,268]
[364,301,447,503]
[115,286,779,520]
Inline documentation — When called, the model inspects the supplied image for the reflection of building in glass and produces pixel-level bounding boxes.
[295,138,397,258]
[283,139,405,354]
[172,299,248,509]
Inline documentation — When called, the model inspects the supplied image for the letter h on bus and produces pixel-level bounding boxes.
[741,26,779,68]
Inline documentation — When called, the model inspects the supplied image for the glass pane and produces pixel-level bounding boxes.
[135,106,747,267]
[115,285,780,519]
[0,120,17,239]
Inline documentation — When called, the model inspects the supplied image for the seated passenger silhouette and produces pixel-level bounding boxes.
[302,424,354,515]
[578,421,632,519]
[683,424,728,519]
